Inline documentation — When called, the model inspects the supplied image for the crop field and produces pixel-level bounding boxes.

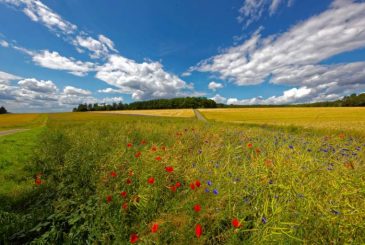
[1,111,365,244]
[95,109,195,118]
[0,113,47,131]
[200,107,365,134]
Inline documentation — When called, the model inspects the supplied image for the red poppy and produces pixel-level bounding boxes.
[127,143,133,148]
[35,178,42,185]
[151,146,157,152]
[140,140,147,145]
[175,182,181,188]
[247,143,253,148]
[126,178,132,184]
[148,177,155,184]
[122,202,128,210]
[151,223,159,233]
[161,146,166,151]
[195,224,202,238]
[195,180,201,187]
[232,218,241,228]
[110,171,117,177]
[169,185,177,192]
[190,183,196,190]
[193,204,201,212]
[155,156,162,161]
[165,166,174,173]
[106,195,112,203]
[130,233,138,243]
[120,191,127,198]
[135,152,142,158]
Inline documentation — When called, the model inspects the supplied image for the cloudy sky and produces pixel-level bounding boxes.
[0,0,365,112]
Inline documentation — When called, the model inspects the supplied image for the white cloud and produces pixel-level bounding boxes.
[210,94,227,104]
[0,70,23,84]
[18,78,58,93]
[73,34,117,59]
[208,81,224,91]
[32,50,94,76]
[96,54,195,100]
[237,0,291,27]
[0,40,9,47]
[63,86,91,96]
[0,0,77,34]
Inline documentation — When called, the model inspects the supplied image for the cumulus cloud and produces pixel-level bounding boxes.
[189,1,365,104]
[208,81,224,91]
[18,78,58,93]
[96,54,195,100]
[0,0,77,34]
[0,40,9,47]
[210,94,227,104]
[0,70,23,84]
[73,34,117,59]
[32,50,94,76]
[237,0,291,27]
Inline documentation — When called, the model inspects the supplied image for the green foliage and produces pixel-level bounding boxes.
[72,97,217,112]
[1,113,365,244]
[0,106,7,114]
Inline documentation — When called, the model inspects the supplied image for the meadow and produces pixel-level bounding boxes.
[200,107,365,134]
[95,109,195,118]
[0,110,364,244]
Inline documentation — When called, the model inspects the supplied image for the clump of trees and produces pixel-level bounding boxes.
[73,97,217,112]
[0,106,7,114]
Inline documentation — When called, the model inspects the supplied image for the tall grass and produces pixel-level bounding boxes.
[1,113,364,244]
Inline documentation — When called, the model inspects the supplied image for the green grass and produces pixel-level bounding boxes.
[1,112,365,244]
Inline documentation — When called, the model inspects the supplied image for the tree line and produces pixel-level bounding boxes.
[0,106,7,114]
[72,97,217,112]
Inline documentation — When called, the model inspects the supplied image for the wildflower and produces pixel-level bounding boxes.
[130,233,138,243]
[141,140,147,145]
[120,191,127,198]
[122,202,128,210]
[135,152,142,158]
[344,162,354,169]
[195,180,201,187]
[205,188,210,193]
[161,146,166,151]
[264,159,273,168]
[165,166,174,173]
[232,218,241,228]
[207,180,212,186]
[126,178,132,184]
[247,143,253,148]
[151,146,157,152]
[255,148,261,154]
[35,178,42,185]
[213,189,218,195]
[289,145,294,149]
[129,170,134,176]
[110,171,117,177]
[169,185,177,192]
[151,223,159,233]
[148,177,155,184]
[155,156,162,161]
[262,217,267,224]
[195,224,202,238]
[190,183,196,190]
[339,133,345,139]
[106,195,112,203]
[175,182,181,188]
[127,143,133,148]
[193,204,201,212]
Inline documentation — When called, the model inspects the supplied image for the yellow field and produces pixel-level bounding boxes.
[94,109,195,118]
[0,113,47,130]
[200,107,365,133]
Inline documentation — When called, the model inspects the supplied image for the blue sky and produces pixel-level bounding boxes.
[0,0,365,112]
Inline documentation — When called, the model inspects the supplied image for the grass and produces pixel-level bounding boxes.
[95,109,195,117]
[0,113,47,131]
[200,107,365,134]
[1,112,364,244]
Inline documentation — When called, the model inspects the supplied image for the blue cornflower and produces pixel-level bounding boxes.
[289,145,294,149]
[213,189,218,195]
[207,180,212,186]
[205,188,210,193]
[262,217,267,224]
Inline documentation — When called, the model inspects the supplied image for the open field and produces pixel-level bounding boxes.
[0,114,47,131]
[1,111,364,244]
[200,107,365,134]
[94,109,195,117]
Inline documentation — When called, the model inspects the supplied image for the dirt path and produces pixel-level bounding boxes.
[0,129,29,137]
[194,109,208,122]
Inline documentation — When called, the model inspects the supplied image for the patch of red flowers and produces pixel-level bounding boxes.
[151,223,159,233]
[130,233,138,243]
[106,195,112,203]
[151,146,157,152]
[127,143,133,148]
[232,218,241,228]
[120,191,127,198]
[110,171,117,177]
[195,224,202,238]
[126,178,132,184]
[195,180,201,187]
[175,182,181,188]
[35,178,42,185]
[161,146,166,151]
[169,185,177,192]
[190,183,196,190]
[155,156,162,161]
[135,152,142,158]
[140,140,147,145]
[165,166,174,173]
[148,177,155,184]
[122,202,128,210]
[247,143,253,148]
[193,204,201,212]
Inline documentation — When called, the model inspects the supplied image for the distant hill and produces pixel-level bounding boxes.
[72,93,365,112]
